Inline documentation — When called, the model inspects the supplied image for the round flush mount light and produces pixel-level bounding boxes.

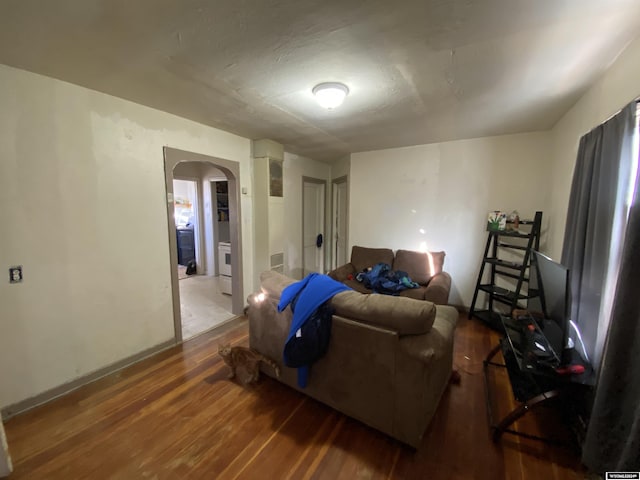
[312,82,349,109]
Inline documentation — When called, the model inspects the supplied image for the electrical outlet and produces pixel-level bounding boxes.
[9,266,23,284]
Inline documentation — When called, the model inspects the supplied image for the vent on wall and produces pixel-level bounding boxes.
[271,253,284,273]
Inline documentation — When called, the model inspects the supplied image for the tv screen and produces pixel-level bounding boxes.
[530,250,571,360]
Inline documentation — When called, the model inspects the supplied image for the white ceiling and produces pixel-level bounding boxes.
[1,0,639,161]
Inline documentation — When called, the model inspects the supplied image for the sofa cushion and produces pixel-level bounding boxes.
[327,263,356,282]
[341,278,371,294]
[399,287,426,301]
[393,250,446,285]
[331,290,436,335]
[350,246,394,274]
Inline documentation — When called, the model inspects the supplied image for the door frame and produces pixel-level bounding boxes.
[302,176,327,275]
[331,175,349,270]
[163,147,244,343]
[209,178,226,276]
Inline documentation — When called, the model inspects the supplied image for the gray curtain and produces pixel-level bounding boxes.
[562,101,639,472]
[561,102,636,369]
[582,150,640,472]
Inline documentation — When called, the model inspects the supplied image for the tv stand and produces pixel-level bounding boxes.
[483,315,595,445]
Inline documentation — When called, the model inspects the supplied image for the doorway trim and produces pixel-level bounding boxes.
[331,175,349,269]
[163,147,244,343]
[302,176,327,275]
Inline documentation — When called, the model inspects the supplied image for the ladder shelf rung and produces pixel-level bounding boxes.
[491,296,527,309]
[478,284,539,301]
[507,219,536,225]
[497,243,528,251]
[484,258,525,271]
[489,231,532,238]
[494,269,529,282]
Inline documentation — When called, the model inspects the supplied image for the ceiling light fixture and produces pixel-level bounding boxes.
[312,82,349,109]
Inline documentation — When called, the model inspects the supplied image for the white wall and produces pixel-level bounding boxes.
[0,64,253,410]
[547,36,640,259]
[331,155,351,180]
[283,152,332,279]
[350,132,551,307]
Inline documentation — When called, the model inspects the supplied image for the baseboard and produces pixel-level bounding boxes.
[1,338,176,421]
[448,303,468,313]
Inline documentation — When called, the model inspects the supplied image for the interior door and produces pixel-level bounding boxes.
[303,178,326,276]
[333,179,348,268]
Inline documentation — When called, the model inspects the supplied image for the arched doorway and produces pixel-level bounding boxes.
[163,147,244,342]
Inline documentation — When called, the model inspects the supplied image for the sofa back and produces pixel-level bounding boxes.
[393,249,445,285]
[258,270,436,335]
[350,246,394,273]
[350,246,446,286]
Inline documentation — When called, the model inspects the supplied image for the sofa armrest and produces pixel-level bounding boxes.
[398,305,458,365]
[423,271,451,305]
[327,263,356,282]
[257,270,295,299]
[393,304,458,446]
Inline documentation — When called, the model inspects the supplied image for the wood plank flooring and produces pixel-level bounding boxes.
[3,313,587,479]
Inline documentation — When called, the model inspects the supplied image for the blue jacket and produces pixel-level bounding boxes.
[278,273,350,387]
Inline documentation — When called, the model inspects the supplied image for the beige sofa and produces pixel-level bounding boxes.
[328,246,452,305]
[248,270,459,448]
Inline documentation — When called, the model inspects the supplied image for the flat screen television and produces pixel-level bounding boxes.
[530,250,572,363]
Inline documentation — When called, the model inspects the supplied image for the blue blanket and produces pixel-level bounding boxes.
[278,273,351,387]
[355,262,419,295]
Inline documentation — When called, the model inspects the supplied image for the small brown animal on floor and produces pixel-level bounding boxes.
[218,344,281,384]
[450,369,462,385]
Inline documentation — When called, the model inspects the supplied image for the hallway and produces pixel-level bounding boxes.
[179,275,234,340]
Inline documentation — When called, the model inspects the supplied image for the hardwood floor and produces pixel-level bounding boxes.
[4,313,586,479]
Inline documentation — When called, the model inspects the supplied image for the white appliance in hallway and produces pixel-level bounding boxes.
[218,242,232,295]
